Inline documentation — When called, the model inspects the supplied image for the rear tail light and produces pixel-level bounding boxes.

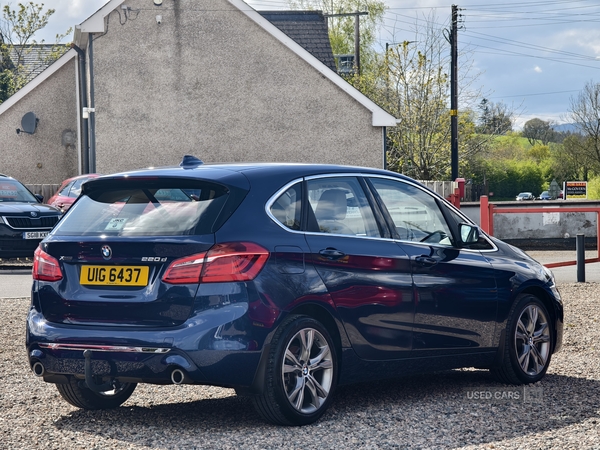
[162,242,269,284]
[202,242,270,282]
[162,253,206,284]
[33,246,63,282]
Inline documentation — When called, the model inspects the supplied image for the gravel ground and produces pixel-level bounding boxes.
[3,283,600,450]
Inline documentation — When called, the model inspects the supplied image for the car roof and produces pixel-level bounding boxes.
[85,161,413,189]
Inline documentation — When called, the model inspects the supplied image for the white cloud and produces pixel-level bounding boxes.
[549,28,600,56]
[513,112,569,131]
[534,66,542,73]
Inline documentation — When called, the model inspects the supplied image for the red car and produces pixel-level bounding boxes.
[47,174,101,212]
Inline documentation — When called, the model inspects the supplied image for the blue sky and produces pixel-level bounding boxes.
[29,0,600,128]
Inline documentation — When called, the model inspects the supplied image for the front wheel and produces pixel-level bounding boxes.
[492,294,553,384]
[56,376,137,409]
[253,315,337,425]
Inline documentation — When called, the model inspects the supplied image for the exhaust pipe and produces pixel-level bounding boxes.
[171,368,189,385]
[32,361,45,377]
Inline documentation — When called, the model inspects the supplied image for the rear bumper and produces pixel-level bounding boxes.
[26,302,268,388]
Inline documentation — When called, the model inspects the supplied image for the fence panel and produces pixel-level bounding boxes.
[418,180,457,199]
[26,184,60,203]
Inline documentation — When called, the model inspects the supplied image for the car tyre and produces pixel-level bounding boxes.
[252,315,337,426]
[56,376,137,409]
[492,294,553,384]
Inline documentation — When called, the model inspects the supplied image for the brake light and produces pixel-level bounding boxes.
[32,246,63,282]
[202,242,269,282]
[162,253,206,284]
[162,242,269,284]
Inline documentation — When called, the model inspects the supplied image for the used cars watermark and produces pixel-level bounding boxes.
[464,386,543,403]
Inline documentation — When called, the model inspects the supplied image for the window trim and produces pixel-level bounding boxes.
[364,174,498,252]
[264,173,498,252]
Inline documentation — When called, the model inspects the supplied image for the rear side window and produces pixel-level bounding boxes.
[270,183,301,230]
[307,177,380,237]
[52,180,229,236]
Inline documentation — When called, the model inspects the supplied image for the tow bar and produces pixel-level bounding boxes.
[83,350,118,393]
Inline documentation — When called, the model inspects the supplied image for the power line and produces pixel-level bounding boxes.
[492,89,580,98]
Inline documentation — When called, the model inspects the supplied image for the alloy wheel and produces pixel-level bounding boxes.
[514,304,551,376]
[281,327,334,414]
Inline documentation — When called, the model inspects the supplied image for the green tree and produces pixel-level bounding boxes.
[0,2,70,104]
[476,98,513,135]
[528,143,550,163]
[288,0,386,73]
[383,35,450,179]
[484,159,546,199]
[567,80,600,173]
[522,118,555,145]
[552,134,593,181]
[376,15,486,180]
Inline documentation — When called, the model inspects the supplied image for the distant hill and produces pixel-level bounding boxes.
[552,123,583,133]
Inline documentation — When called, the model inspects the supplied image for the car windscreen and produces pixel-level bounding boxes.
[51,179,230,236]
[0,180,38,203]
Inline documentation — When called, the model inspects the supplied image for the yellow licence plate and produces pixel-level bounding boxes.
[80,265,149,286]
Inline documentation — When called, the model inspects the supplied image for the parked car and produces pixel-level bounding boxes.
[0,174,62,259]
[26,157,563,426]
[516,192,535,201]
[47,174,101,212]
[539,191,553,200]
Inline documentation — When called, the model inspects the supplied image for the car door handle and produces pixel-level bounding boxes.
[415,256,438,267]
[319,248,346,260]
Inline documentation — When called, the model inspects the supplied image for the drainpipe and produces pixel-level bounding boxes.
[88,33,97,173]
[382,127,387,170]
[70,43,89,174]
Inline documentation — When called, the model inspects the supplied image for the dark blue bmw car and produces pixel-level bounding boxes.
[26,156,563,425]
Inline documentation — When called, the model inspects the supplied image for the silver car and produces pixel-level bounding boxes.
[516,192,535,201]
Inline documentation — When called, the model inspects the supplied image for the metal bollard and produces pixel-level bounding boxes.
[576,233,585,283]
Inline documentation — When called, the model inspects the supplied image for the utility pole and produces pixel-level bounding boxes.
[450,4,459,181]
[325,11,368,75]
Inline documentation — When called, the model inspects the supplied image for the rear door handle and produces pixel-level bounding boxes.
[415,256,438,267]
[319,248,346,260]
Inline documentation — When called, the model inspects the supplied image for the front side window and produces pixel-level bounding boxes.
[52,180,228,236]
[58,181,74,197]
[69,178,92,198]
[307,177,380,237]
[369,177,453,246]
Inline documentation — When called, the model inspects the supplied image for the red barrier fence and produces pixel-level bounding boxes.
[446,188,461,209]
[479,195,600,268]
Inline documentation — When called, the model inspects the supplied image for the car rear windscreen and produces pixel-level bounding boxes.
[51,179,231,236]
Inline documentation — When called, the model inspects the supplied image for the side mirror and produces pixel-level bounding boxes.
[35,194,44,203]
[458,223,479,245]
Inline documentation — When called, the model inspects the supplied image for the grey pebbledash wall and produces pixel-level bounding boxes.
[89,0,383,174]
[1,0,392,185]
[0,59,78,184]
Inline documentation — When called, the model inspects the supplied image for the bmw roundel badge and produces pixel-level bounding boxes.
[101,245,112,260]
